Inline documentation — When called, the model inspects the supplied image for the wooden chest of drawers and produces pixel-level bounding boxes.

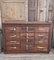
[2,22,52,53]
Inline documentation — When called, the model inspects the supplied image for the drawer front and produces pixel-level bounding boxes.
[35,39,48,45]
[35,26,49,32]
[35,33,48,39]
[4,26,17,33]
[6,46,21,53]
[5,33,20,40]
[28,26,35,32]
[35,45,48,52]
[20,33,27,39]
[26,39,35,44]
[28,33,34,39]
[4,25,27,33]
[20,39,34,45]
[17,26,27,32]
[21,44,26,51]
[6,40,20,45]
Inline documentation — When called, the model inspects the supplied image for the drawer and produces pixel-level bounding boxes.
[27,26,35,32]
[35,45,48,52]
[35,27,49,32]
[21,44,26,50]
[35,33,48,39]
[26,39,35,44]
[4,26,27,33]
[5,33,20,40]
[20,33,27,39]
[6,40,20,45]
[4,26,17,33]
[36,44,48,47]
[27,33,34,39]
[25,44,35,51]
[6,46,21,52]
[16,26,27,32]
[35,39,48,45]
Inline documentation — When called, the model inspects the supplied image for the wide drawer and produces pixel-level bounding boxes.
[6,40,20,45]
[6,46,21,53]
[35,39,48,45]
[35,33,48,39]
[4,25,27,33]
[34,44,48,52]
[35,26,49,32]
[20,39,35,44]
[5,33,20,40]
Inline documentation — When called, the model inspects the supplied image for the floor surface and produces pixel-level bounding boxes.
[0,49,54,60]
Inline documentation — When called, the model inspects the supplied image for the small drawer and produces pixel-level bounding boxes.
[6,46,21,52]
[21,44,26,50]
[28,26,35,32]
[27,33,34,39]
[5,33,20,40]
[35,27,49,32]
[26,44,34,51]
[26,39,35,44]
[20,39,26,44]
[4,26,17,33]
[35,40,48,45]
[36,44,48,48]
[6,40,20,45]
[35,45,48,52]
[17,26,27,32]
[35,33,48,39]
[20,33,27,39]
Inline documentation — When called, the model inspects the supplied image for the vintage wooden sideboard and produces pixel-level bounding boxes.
[2,22,52,53]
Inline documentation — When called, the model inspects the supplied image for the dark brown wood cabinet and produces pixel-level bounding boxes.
[2,22,52,53]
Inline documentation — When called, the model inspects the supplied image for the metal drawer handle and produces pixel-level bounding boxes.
[38,34,44,37]
[10,28,16,31]
[10,47,16,49]
[10,35,16,38]
[37,46,45,49]
[38,28,45,31]
[10,41,16,43]
[38,41,43,43]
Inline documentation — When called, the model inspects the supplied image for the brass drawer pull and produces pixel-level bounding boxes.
[10,28,16,31]
[10,41,20,44]
[10,47,16,49]
[10,35,16,38]
[38,41,43,43]
[37,46,45,49]
[38,34,44,37]
[10,41,16,43]
[38,28,45,31]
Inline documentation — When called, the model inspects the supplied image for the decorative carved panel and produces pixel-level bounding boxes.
[2,0,28,22]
